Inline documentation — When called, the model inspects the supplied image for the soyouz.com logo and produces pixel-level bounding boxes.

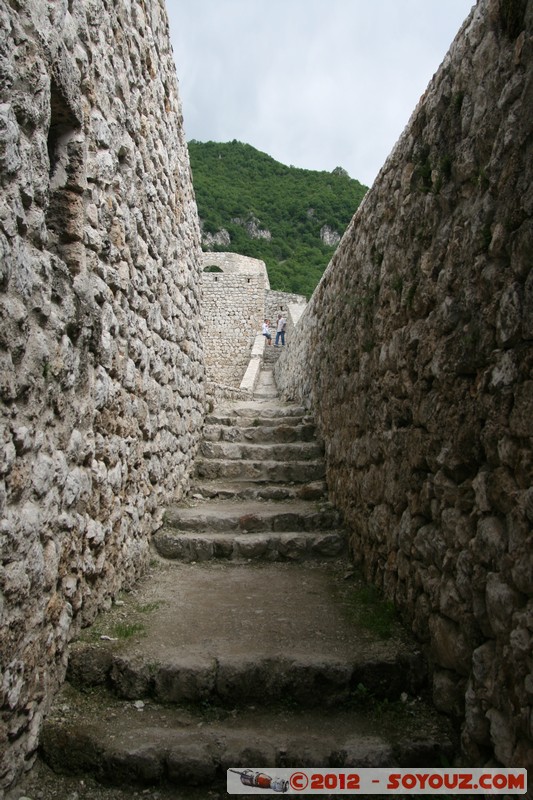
[227,767,527,794]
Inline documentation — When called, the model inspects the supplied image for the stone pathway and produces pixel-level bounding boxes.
[261,340,284,375]
[20,368,456,798]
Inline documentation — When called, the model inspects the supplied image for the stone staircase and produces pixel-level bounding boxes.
[152,397,345,564]
[35,371,456,798]
[262,340,284,367]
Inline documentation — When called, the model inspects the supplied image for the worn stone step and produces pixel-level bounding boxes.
[253,367,278,399]
[203,422,317,444]
[204,416,316,434]
[69,647,423,708]
[211,403,308,420]
[199,440,323,462]
[206,412,311,428]
[42,684,454,789]
[189,479,328,502]
[64,560,427,706]
[195,457,325,483]
[263,345,283,361]
[163,498,342,534]
[7,758,212,800]
[153,529,347,563]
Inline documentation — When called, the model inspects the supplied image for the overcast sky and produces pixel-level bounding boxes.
[166,0,474,188]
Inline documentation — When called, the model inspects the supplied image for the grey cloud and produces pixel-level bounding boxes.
[167,0,474,186]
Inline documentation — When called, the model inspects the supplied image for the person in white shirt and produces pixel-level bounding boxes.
[262,319,272,345]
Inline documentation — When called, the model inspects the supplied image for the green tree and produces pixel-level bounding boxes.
[188,140,367,298]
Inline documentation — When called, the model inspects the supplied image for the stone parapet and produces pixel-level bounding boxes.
[239,334,266,394]
[275,0,532,771]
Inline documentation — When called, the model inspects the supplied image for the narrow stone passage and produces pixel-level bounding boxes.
[24,369,456,798]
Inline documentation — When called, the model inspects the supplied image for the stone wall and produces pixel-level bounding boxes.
[275,0,532,770]
[0,0,204,788]
[201,252,269,387]
[266,289,307,322]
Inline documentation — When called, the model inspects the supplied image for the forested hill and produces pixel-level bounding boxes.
[187,140,368,298]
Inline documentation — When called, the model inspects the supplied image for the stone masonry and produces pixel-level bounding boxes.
[276,0,532,771]
[201,252,269,387]
[0,0,204,789]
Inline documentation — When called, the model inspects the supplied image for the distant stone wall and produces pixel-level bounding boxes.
[276,0,532,771]
[266,289,307,321]
[201,252,269,386]
[0,0,203,788]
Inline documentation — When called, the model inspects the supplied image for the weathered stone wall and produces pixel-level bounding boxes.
[276,0,532,770]
[201,252,269,387]
[0,0,203,788]
[266,289,307,322]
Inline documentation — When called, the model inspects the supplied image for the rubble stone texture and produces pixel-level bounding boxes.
[0,0,204,788]
[275,0,533,772]
[201,252,269,387]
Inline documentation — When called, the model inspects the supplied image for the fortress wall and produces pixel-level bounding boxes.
[275,0,532,769]
[0,0,203,786]
[266,289,307,322]
[201,252,269,387]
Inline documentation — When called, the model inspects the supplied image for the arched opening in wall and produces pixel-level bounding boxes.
[203,265,223,273]
[46,77,85,273]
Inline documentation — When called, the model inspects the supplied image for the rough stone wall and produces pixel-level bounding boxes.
[266,289,307,322]
[276,0,532,770]
[0,0,203,788]
[201,252,269,387]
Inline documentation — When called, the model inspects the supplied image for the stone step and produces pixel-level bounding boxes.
[253,366,278,397]
[264,345,283,354]
[153,529,347,563]
[189,479,328,502]
[63,560,428,706]
[39,558,457,794]
[203,422,317,444]
[211,403,308,421]
[163,498,342,534]
[207,412,311,427]
[41,685,454,790]
[199,440,323,462]
[68,646,422,707]
[195,457,325,483]
[263,350,283,366]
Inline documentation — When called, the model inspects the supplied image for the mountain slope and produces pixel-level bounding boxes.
[188,140,368,298]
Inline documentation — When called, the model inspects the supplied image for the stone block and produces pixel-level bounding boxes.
[0,103,21,177]
[429,614,472,675]
[167,743,217,784]
[509,382,533,437]
[485,572,522,637]
[153,658,217,703]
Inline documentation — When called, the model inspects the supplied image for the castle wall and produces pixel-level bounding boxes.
[201,252,269,387]
[275,0,532,769]
[0,0,204,786]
